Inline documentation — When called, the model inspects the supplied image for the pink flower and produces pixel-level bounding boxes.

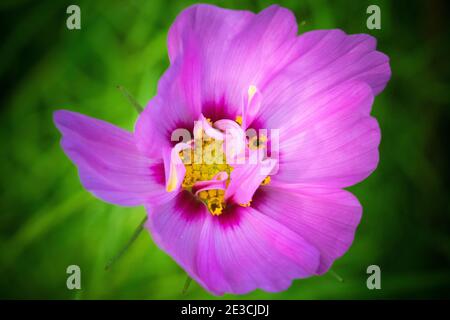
[54,4,391,295]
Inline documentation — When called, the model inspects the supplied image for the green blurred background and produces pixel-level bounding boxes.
[0,0,449,299]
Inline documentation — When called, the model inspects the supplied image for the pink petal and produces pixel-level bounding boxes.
[146,196,320,295]
[134,35,203,158]
[214,119,246,162]
[255,30,390,127]
[225,150,277,205]
[253,183,362,273]
[144,191,212,290]
[193,172,228,196]
[196,114,224,141]
[163,142,191,193]
[167,4,302,120]
[196,206,320,295]
[270,81,381,188]
[241,85,262,129]
[54,110,172,206]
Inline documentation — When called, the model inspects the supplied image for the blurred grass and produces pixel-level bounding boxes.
[0,0,449,299]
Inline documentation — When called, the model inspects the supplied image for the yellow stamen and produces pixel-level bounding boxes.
[249,134,267,150]
[239,200,252,207]
[208,198,224,216]
[248,85,257,103]
[181,129,231,216]
[261,176,271,186]
[198,190,209,200]
[235,115,243,126]
[166,163,179,192]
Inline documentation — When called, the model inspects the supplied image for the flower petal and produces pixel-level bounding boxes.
[214,119,246,162]
[241,85,262,129]
[225,151,277,205]
[255,30,390,127]
[253,184,362,273]
[269,81,381,188]
[146,196,320,295]
[54,110,171,206]
[163,142,190,193]
[197,114,224,141]
[167,4,302,120]
[134,35,203,158]
[145,191,220,292]
[195,206,320,295]
[193,172,228,196]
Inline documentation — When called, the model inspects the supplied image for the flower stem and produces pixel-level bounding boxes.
[116,85,143,114]
[182,275,192,294]
[329,269,344,282]
[105,215,148,271]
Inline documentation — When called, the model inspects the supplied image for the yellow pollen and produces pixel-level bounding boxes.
[239,200,252,207]
[235,115,243,126]
[261,176,271,186]
[208,198,224,216]
[181,131,232,216]
[249,134,267,150]
[248,85,257,103]
[198,190,209,200]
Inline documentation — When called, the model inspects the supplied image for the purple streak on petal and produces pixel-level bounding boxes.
[54,110,172,206]
[253,184,362,274]
[269,81,381,188]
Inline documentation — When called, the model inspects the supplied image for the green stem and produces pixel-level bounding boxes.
[182,275,192,294]
[116,85,143,114]
[105,215,148,270]
[329,269,344,282]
